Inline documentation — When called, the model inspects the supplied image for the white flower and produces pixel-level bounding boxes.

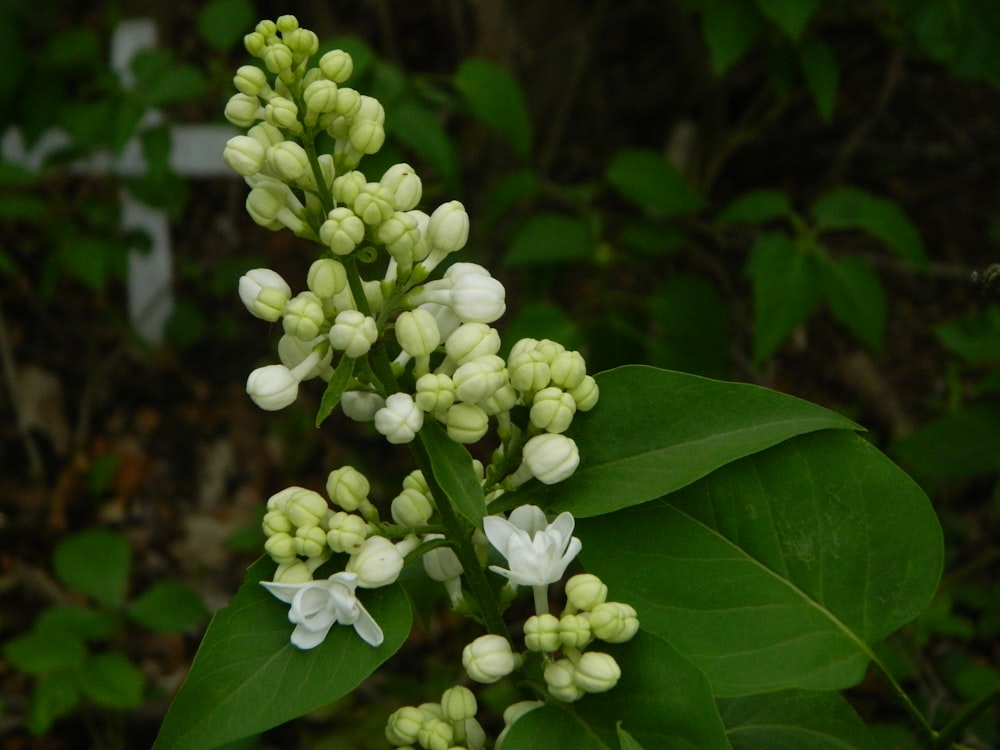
[329,310,378,358]
[260,571,383,649]
[239,267,291,322]
[483,505,582,588]
[374,392,424,444]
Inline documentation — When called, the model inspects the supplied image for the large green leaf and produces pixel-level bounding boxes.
[578,430,942,696]
[697,0,765,74]
[504,213,594,267]
[606,149,704,215]
[53,528,131,608]
[516,365,858,518]
[415,419,487,526]
[153,557,411,750]
[453,58,532,157]
[820,254,886,351]
[501,632,729,749]
[721,690,877,749]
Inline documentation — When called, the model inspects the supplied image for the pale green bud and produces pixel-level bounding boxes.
[523,613,561,652]
[374,392,424,444]
[264,532,297,563]
[565,573,608,611]
[326,511,369,554]
[403,469,429,494]
[396,309,440,358]
[341,391,384,422]
[453,355,507,404]
[307,258,347,299]
[244,31,266,57]
[238,268,291,322]
[445,264,506,324]
[385,705,425,745]
[522,433,580,484]
[543,658,583,702]
[346,535,405,588]
[550,350,587,390]
[261,509,292,537]
[283,27,318,60]
[573,651,621,693]
[326,466,370,511]
[262,42,293,75]
[275,14,298,32]
[266,141,310,182]
[462,635,521,684]
[589,602,640,643]
[464,717,487,750]
[378,210,422,264]
[225,92,263,127]
[285,488,329,528]
[233,64,268,96]
[356,94,385,124]
[277,336,330,377]
[535,339,566,363]
[329,310,378,357]
[294,524,327,558]
[265,96,300,131]
[422,535,463,584]
[266,486,299,512]
[426,200,469,256]
[333,170,366,205]
[255,19,277,36]
[246,364,299,410]
[282,291,326,341]
[508,348,550,393]
[247,121,284,149]
[333,87,362,117]
[416,718,453,750]
[272,560,313,583]
[480,383,518,416]
[223,135,266,177]
[390,487,434,527]
[349,120,385,154]
[569,375,600,411]
[304,79,339,114]
[319,207,365,255]
[414,373,455,413]
[558,613,592,648]
[380,163,422,211]
[246,180,305,231]
[440,685,477,722]
[445,323,501,365]
[443,402,489,444]
[320,49,354,83]
[529,386,577,434]
[353,183,395,226]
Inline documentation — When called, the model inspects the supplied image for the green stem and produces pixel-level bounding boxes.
[868,650,937,745]
[932,682,1000,749]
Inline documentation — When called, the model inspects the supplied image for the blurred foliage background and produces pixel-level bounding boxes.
[1,0,999,747]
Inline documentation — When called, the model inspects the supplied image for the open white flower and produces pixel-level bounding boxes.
[260,571,383,649]
[483,505,582,590]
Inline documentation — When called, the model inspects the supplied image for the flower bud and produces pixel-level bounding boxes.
[239,268,291,322]
[283,27,318,60]
[326,466,370,511]
[304,78,339,114]
[272,560,313,584]
[293,524,327,558]
[385,705,425,745]
[378,211,422,264]
[233,64,267,96]
[349,120,386,154]
[573,651,621,693]
[427,200,469,255]
[543,658,583,702]
[319,207,366,255]
[448,268,506,324]
[353,182,395,226]
[264,532,297,563]
[529,387,577,433]
[396,309,440,358]
[416,718,453,750]
[262,509,292,537]
[243,31,266,57]
[329,310,378,357]
[262,42,293,75]
[247,121,285,149]
[462,635,521,684]
[320,49,354,83]
[285,488,329,528]
[391,487,434,527]
[414,373,455,413]
[440,685,477,722]
[445,323,501,365]
[443,403,489,444]
[422,537,463,582]
[326,511,369,554]
[549,350,587,390]
[266,486,299,512]
[380,163,423,211]
[283,291,326,341]
[589,602,640,643]
[453,355,507,404]
[266,141,310,182]
[333,170,366,205]
[565,573,608,612]
[535,339,567,363]
[307,258,347,299]
[480,383,518,416]
[265,96,300,132]
[223,135,266,176]
[569,375,600,411]
[523,613,561,652]
[508,348,551,393]
[225,93,263,127]
[374,392,424,444]
[522,433,580,484]
[333,87,362,117]
[277,336,330,377]
[246,364,299,410]
[347,535,405,588]
[558,613,592,648]
[341,390,385,421]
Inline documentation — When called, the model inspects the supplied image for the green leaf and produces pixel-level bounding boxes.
[747,232,824,363]
[481,169,541,230]
[391,98,460,189]
[516,365,859,518]
[505,213,594,267]
[127,580,208,633]
[26,669,81,735]
[131,50,209,107]
[935,307,1000,363]
[53,528,131,608]
[502,632,729,749]
[722,689,877,749]
[153,557,411,750]
[606,149,704,215]
[698,0,765,74]
[812,187,928,270]
[754,0,823,39]
[197,0,256,51]
[799,39,839,121]
[715,189,792,227]
[3,629,86,674]
[820,254,886,351]
[316,355,355,427]
[0,195,46,221]
[647,275,730,378]
[501,302,583,355]
[453,58,532,157]
[579,430,943,695]
[414,420,487,526]
[36,604,116,641]
[617,724,646,750]
[892,403,1000,484]
[81,652,145,709]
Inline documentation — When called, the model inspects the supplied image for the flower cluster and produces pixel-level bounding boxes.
[385,685,487,750]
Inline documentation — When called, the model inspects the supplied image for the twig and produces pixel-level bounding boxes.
[0,302,44,477]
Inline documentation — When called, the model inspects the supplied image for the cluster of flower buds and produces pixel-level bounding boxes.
[385,685,487,750]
